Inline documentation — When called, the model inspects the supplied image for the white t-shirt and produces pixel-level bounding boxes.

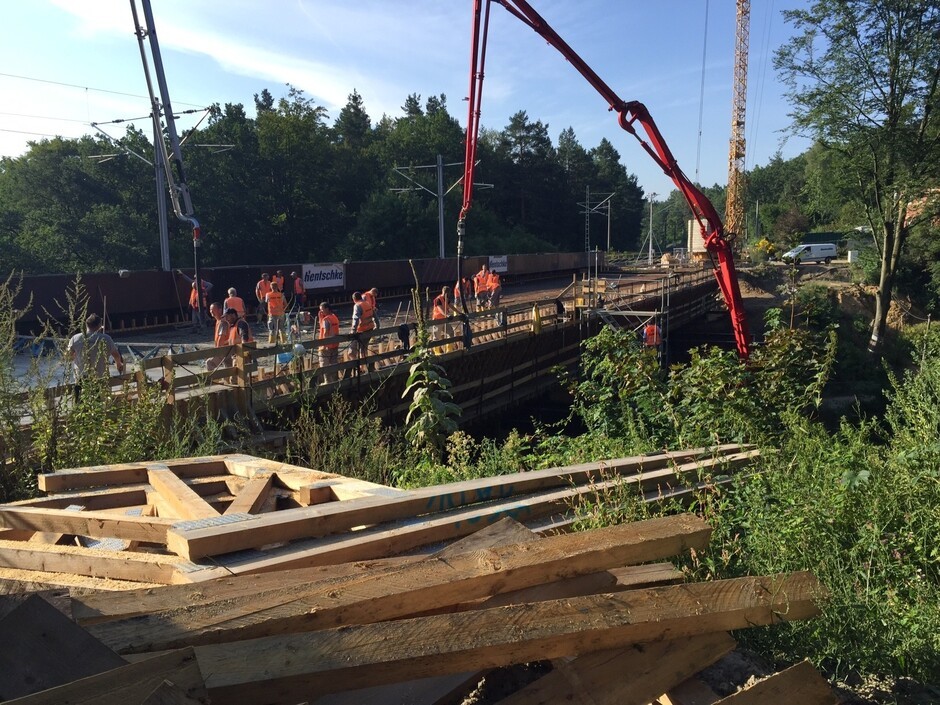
[67,330,118,379]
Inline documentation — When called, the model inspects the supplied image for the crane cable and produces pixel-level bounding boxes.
[694,0,710,184]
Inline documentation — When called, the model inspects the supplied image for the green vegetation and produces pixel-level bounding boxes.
[0,90,644,273]
[0,277,226,501]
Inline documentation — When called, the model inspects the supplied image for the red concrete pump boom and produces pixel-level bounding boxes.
[458,0,751,359]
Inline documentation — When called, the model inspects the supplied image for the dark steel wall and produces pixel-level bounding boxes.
[13,252,597,332]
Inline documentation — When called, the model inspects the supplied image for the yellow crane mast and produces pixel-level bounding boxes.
[725,0,750,244]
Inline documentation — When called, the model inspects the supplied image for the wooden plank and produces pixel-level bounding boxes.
[168,447,753,559]
[27,504,84,545]
[72,518,535,625]
[141,680,205,705]
[713,660,837,704]
[223,475,273,516]
[0,505,174,543]
[148,467,221,522]
[5,647,208,705]
[310,518,543,705]
[91,515,712,654]
[0,594,126,700]
[0,567,157,593]
[185,457,736,578]
[497,632,736,705]
[38,457,229,493]
[0,538,187,585]
[660,677,721,705]
[196,571,823,704]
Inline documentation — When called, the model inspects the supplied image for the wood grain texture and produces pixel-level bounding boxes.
[196,571,823,704]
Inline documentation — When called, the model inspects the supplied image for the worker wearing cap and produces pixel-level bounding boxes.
[225,308,254,344]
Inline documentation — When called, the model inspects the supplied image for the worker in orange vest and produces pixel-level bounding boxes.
[643,320,662,348]
[431,286,452,342]
[224,288,247,320]
[265,282,287,345]
[292,272,306,309]
[362,288,381,328]
[255,273,272,323]
[207,302,230,370]
[317,301,340,383]
[487,269,502,309]
[473,264,491,310]
[189,282,209,328]
[349,291,376,373]
[273,270,286,294]
[225,308,254,344]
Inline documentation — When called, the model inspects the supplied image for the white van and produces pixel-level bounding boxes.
[782,243,837,265]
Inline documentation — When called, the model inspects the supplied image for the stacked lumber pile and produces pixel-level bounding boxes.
[0,445,839,703]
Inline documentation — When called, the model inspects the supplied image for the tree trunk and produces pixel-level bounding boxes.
[867,215,907,357]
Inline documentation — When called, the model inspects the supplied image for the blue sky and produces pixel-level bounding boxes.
[0,0,810,198]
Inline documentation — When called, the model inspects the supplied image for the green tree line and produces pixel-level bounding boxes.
[0,88,646,273]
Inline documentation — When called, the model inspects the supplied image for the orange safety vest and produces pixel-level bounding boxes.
[293,277,305,296]
[363,290,377,309]
[189,287,206,309]
[487,271,501,289]
[474,271,489,293]
[224,296,246,319]
[644,324,662,346]
[266,291,286,317]
[432,294,449,320]
[273,275,285,291]
[228,318,254,344]
[319,312,340,350]
[355,300,376,333]
[214,319,230,347]
[256,279,272,301]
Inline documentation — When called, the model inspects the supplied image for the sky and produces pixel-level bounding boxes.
[0,0,811,200]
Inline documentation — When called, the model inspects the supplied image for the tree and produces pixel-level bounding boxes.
[775,1,940,356]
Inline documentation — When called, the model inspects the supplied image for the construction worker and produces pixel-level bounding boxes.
[189,282,208,328]
[487,269,502,309]
[454,277,473,312]
[224,288,247,320]
[363,287,381,328]
[255,273,272,323]
[273,270,286,294]
[643,320,663,348]
[317,301,340,383]
[292,272,306,309]
[349,291,376,373]
[67,313,124,399]
[207,303,231,370]
[225,308,254,344]
[431,286,452,342]
[265,282,288,345]
[473,264,491,310]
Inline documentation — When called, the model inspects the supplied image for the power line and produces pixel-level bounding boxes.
[0,111,90,124]
[0,71,205,109]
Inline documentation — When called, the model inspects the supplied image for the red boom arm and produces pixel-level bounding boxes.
[459,0,751,359]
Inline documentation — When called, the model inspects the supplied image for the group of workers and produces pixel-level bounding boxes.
[186,264,512,379]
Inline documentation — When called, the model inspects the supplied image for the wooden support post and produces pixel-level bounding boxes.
[161,355,175,405]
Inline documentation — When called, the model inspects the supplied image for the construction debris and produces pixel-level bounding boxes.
[0,446,837,703]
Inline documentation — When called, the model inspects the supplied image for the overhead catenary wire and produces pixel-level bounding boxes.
[0,70,205,108]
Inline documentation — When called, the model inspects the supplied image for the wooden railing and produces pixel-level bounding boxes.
[12,270,715,418]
